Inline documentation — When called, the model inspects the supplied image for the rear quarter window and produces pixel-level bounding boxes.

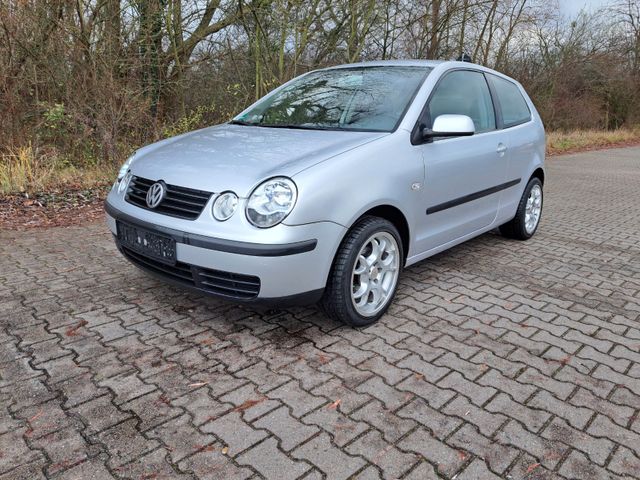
[488,74,531,127]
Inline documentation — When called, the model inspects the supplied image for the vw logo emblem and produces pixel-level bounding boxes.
[146,181,166,209]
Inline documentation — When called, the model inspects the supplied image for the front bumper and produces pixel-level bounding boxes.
[105,201,346,305]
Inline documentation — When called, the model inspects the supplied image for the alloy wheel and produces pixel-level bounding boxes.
[525,184,542,234]
[350,232,400,317]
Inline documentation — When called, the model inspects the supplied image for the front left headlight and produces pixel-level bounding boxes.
[246,177,298,228]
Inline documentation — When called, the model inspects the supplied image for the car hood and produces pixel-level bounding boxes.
[131,124,388,196]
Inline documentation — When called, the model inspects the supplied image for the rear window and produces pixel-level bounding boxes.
[488,74,531,127]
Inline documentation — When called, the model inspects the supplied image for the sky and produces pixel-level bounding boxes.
[559,0,613,17]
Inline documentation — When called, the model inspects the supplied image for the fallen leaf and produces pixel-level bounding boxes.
[58,266,81,273]
[193,444,215,453]
[234,398,265,412]
[29,410,44,423]
[328,399,341,409]
[526,463,540,474]
[334,423,356,431]
[65,319,88,337]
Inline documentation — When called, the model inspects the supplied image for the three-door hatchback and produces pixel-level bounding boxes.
[105,60,545,326]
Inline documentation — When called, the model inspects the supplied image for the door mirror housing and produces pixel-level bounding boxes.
[422,114,475,140]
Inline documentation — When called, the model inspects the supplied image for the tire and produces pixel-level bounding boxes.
[320,216,403,327]
[499,177,543,240]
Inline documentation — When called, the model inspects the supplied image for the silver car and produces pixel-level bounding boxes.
[105,60,545,326]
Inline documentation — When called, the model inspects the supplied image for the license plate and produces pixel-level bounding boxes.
[117,221,176,265]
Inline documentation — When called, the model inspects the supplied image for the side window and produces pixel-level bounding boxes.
[427,70,496,134]
[488,74,531,127]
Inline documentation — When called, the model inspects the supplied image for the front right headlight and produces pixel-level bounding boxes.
[246,177,297,228]
[212,191,239,221]
[115,155,135,193]
[117,155,135,181]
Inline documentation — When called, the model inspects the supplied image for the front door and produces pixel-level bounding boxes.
[413,69,509,253]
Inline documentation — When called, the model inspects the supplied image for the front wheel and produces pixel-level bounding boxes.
[499,177,543,240]
[320,216,403,327]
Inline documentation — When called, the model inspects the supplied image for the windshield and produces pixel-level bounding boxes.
[233,66,432,132]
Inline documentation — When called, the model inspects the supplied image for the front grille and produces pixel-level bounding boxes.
[126,176,212,220]
[120,246,261,300]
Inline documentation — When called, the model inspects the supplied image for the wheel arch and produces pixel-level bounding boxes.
[530,166,545,185]
[348,204,411,265]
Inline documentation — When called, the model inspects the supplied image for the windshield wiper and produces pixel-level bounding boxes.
[229,119,259,126]
[230,120,340,131]
[258,123,340,131]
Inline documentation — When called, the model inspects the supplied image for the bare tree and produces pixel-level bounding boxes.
[1,0,639,167]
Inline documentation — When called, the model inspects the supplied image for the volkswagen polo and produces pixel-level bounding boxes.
[105,60,545,326]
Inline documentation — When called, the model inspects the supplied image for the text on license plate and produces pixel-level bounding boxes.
[117,221,176,265]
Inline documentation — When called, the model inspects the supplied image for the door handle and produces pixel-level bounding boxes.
[497,143,508,155]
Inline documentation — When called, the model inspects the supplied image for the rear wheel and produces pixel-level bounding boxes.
[321,216,403,327]
[499,177,543,240]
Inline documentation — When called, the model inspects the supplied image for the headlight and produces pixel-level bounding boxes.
[212,192,238,221]
[117,170,132,193]
[117,155,135,181]
[246,177,297,228]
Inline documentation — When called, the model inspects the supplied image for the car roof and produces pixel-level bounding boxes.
[322,59,445,69]
[319,59,518,85]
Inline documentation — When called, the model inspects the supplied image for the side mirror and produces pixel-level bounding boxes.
[422,114,475,140]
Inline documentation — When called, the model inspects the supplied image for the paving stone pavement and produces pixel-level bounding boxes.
[1,146,640,479]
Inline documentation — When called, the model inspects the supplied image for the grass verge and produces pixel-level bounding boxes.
[1,127,640,195]
[546,127,640,155]
[0,145,115,195]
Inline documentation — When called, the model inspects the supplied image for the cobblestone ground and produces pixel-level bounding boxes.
[1,147,640,480]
